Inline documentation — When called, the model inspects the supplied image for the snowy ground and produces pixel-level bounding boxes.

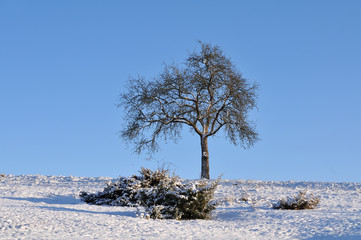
[1,174,361,240]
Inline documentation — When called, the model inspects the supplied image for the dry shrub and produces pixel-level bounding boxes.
[273,190,320,210]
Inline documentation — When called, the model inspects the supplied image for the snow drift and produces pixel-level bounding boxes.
[1,174,361,239]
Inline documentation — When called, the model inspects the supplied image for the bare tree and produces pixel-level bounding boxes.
[119,42,258,179]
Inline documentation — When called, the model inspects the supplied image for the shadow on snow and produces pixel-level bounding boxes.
[38,205,135,217]
[2,196,136,217]
[3,195,80,205]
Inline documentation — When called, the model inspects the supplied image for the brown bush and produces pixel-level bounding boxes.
[273,190,320,210]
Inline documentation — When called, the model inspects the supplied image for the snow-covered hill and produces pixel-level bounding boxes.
[1,174,360,239]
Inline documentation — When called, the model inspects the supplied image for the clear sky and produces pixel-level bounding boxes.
[1,0,361,182]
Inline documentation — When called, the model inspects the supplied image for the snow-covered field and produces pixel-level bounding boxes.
[1,174,361,240]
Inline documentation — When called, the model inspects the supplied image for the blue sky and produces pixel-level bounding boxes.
[1,1,360,182]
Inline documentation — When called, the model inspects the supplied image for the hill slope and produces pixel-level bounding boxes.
[1,175,361,239]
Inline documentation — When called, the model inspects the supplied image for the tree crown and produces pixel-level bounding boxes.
[120,42,258,154]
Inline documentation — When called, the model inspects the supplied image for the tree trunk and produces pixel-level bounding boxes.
[200,135,210,179]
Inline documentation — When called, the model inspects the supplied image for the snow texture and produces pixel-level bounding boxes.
[1,174,361,239]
